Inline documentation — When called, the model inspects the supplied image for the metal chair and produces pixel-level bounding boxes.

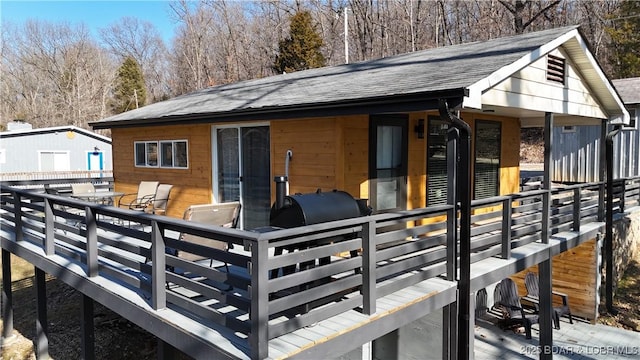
[494,277,539,339]
[176,202,241,267]
[522,271,573,329]
[117,181,159,211]
[168,202,241,291]
[147,184,173,215]
[71,183,96,201]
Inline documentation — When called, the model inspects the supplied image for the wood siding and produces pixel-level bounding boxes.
[112,112,520,220]
[111,125,212,218]
[483,48,608,119]
[513,238,599,321]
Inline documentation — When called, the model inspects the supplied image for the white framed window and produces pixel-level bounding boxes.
[562,125,576,133]
[135,140,188,168]
[39,151,70,171]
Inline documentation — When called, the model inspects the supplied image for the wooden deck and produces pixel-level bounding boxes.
[1,177,638,359]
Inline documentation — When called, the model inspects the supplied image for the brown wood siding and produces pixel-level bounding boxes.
[341,116,369,199]
[111,112,521,222]
[111,125,212,218]
[512,238,598,321]
[271,118,340,196]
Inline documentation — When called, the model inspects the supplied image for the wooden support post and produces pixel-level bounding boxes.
[151,220,166,310]
[35,267,49,359]
[539,112,554,360]
[250,240,269,360]
[85,206,98,277]
[81,294,95,360]
[2,249,13,340]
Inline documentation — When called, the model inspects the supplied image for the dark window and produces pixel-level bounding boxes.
[427,117,449,206]
[474,121,501,199]
[547,54,565,85]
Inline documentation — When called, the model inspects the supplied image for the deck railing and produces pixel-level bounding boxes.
[1,176,638,359]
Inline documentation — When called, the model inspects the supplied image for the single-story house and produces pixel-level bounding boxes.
[90,25,628,230]
[0,124,112,177]
[552,77,640,183]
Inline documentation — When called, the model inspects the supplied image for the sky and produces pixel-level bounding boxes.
[1,0,178,44]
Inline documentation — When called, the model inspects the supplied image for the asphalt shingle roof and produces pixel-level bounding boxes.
[92,26,579,127]
[613,77,640,105]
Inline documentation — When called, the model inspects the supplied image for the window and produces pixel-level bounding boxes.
[135,140,188,168]
[546,54,566,85]
[427,116,449,206]
[474,121,501,200]
[39,151,70,171]
[562,125,576,133]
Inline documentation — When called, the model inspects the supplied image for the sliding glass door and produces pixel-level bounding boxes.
[214,125,270,229]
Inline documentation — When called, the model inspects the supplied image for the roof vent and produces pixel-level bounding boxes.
[546,54,565,85]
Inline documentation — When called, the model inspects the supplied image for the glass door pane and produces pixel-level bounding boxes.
[217,128,240,203]
[369,115,407,213]
[241,127,271,229]
[216,126,270,230]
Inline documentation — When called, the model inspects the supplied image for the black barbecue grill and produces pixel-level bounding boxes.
[268,177,371,278]
[270,189,370,228]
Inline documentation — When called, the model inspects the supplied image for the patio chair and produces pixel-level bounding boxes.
[169,202,241,290]
[147,184,173,215]
[175,202,241,266]
[493,277,539,339]
[117,181,159,211]
[71,183,96,201]
[522,271,573,329]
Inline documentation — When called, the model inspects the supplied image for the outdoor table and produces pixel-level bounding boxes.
[72,191,124,206]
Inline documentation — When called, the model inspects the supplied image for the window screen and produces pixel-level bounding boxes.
[474,121,501,199]
[427,117,449,206]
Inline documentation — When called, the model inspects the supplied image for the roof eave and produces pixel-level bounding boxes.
[91,89,469,130]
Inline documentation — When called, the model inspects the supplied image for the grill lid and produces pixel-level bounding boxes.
[270,189,365,228]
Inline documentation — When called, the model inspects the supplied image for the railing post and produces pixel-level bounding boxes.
[250,239,269,360]
[12,191,23,242]
[44,197,55,255]
[621,180,626,213]
[362,219,376,315]
[2,249,13,340]
[151,220,166,310]
[85,206,99,277]
[573,187,581,232]
[501,198,512,259]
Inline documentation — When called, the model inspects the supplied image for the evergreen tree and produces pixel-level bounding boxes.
[112,56,147,113]
[606,0,640,78]
[273,11,325,74]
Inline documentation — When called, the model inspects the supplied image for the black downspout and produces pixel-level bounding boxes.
[605,125,621,315]
[439,99,472,359]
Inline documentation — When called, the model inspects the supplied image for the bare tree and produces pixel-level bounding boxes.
[1,20,116,129]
